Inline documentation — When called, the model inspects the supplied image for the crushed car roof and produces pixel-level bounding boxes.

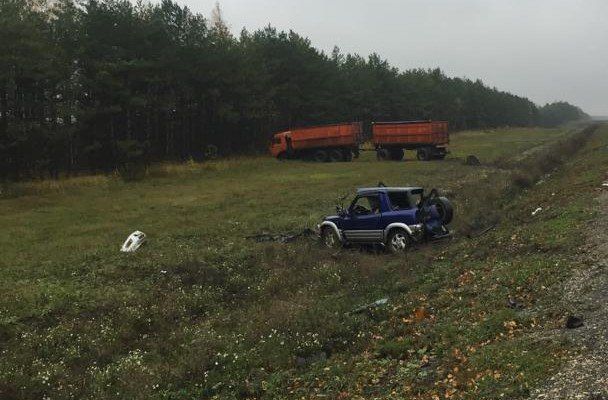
[356,187,423,194]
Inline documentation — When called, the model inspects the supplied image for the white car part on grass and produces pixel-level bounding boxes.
[121,231,146,252]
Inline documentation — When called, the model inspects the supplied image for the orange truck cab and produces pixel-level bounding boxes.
[269,132,289,158]
[269,123,362,162]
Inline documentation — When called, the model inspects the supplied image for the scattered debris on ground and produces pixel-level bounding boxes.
[247,228,316,243]
[566,315,584,329]
[466,224,496,239]
[507,297,524,309]
[532,207,543,216]
[295,352,327,368]
[350,297,389,314]
[120,230,146,252]
[464,155,481,166]
[536,173,552,186]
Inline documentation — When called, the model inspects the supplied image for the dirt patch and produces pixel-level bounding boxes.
[530,190,608,399]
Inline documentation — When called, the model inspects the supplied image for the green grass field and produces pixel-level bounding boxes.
[1,125,605,399]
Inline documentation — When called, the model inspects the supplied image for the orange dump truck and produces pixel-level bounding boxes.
[269,122,362,162]
[372,120,449,161]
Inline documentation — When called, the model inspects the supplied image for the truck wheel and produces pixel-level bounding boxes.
[390,149,404,161]
[320,227,341,249]
[328,149,344,162]
[387,229,411,253]
[430,196,454,224]
[312,149,328,162]
[376,149,390,161]
[417,147,432,161]
[277,152,287,161]
[342,150,353,162]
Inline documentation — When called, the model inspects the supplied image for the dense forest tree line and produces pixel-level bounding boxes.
[0,0,588,179]
[538,101,589,128]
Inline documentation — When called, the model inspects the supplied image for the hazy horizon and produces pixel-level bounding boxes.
[172,0,608,115]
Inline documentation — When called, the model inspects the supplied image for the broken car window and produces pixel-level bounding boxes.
[351,195,381,215]
[387,191,411,210]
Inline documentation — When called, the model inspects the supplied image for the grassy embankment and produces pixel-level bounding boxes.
[1,125,605,399]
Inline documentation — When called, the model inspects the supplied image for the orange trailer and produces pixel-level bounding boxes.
[269,122,362,162]
[372,120,449,161]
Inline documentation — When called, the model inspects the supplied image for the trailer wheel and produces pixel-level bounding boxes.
[328,149,344,162]
[390,149,404,161]
[312,149,328,162]
[376,149,390,161]
[342,149,353,162]
[417,147,432,161]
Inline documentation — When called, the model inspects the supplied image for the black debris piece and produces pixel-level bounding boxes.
[507,297,524,309]
[565,315,584,329]
[466,224,497,239]
[464,155,481,166]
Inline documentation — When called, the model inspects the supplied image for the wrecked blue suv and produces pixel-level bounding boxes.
[319,187,453,253]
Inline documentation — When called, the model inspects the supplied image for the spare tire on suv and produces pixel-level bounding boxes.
[430,196,453,225]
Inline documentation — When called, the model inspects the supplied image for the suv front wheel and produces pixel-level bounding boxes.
[387,229,411,253]
[320,227,341,249]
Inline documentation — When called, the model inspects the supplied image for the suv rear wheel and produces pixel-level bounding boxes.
[387,229,411,253]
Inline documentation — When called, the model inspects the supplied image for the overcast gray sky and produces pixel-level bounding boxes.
[181,0,608,115]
